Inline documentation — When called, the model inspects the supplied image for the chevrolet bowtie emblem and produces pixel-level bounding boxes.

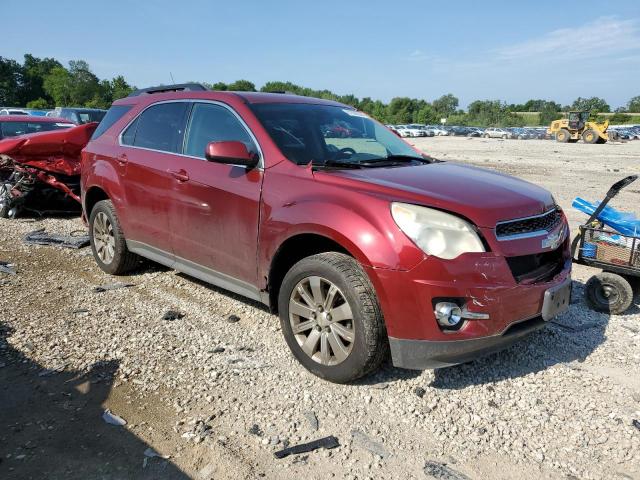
[542,225,565,250]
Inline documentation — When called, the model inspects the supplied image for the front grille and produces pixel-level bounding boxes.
[496,209,562,239]
[506,246,564,284]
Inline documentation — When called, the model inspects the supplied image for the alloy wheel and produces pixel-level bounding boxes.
[289,275,355,366]
[93,211,116,264]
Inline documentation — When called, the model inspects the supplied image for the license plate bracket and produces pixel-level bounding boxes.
[541,278,572,321]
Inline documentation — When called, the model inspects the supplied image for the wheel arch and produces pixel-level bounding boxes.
[84,185,110,217]
[267,232,354,314]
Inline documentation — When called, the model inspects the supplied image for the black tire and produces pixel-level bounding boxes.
[584,272,633,315]
[556,129,570,143]
[582,129,599,144]
[0,184,11,218]
[278,252,388,383]
[502,134,508,139]
[88,199,139,275]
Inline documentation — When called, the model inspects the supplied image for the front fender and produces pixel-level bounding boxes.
[257,193,425,284]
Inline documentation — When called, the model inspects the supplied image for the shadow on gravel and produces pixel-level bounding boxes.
[0,323,188,480]
[430,280,611,390]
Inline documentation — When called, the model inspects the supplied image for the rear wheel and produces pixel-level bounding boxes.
[582,129,599,144]
[89,200,139,275]
[556,129,571,143]
[584,272,633,314]
[278,252,387,383]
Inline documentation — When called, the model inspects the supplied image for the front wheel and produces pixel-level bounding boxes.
[278,252,388,383]
[556,129,570,143]
[584,272,633,314]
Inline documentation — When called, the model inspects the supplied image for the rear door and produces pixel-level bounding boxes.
[118,101,190,255]
[167,101,263,287]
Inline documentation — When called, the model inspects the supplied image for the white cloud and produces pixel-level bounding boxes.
[495,16,640,61]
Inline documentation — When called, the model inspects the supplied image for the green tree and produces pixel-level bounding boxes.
[0,56,24,105]
[210,82,228,91]
[26,98,49,109]
[432,94,458,116]
[43,66,73,106]
[67,60,101,106]
[20,54,62,106]
[627,96,640,113]
[227,79,256,91]
[571,96,610,113]
[111,75,134,100]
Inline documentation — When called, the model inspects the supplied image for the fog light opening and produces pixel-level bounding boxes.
[434,302,463,328]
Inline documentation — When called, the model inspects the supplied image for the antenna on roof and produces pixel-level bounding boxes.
[169,72,175,83]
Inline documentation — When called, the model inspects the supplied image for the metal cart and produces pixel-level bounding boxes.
[572,175,639,314]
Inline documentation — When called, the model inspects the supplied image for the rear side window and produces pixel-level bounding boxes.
[184,103,256,159]
[91,105,132,140]
[126,102,189,153]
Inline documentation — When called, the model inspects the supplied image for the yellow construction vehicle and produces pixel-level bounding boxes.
[547,111,616,144]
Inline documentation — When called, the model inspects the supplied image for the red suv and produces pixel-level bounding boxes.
[81,84,571,383]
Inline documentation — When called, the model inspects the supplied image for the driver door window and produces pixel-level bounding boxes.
[184,103,256,159]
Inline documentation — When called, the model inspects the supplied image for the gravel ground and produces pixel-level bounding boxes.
[1,137,639,480]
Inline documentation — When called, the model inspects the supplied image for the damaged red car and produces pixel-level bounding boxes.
[0,121,95,218]
[81,84,572,383]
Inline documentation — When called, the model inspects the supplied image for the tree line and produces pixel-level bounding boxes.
[1,54,639,126]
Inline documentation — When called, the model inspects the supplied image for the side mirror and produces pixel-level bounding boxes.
[205,141,259,168]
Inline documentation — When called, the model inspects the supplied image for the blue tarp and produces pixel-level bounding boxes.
[572,197,640,237]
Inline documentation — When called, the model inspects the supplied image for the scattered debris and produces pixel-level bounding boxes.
[93,282,135,293]
[351,429,389,458]
[414,386,427,398]
[162,310,184,321]
[226,314,241,323]
[144,447,169,459]
[0,261,16,275]
[23,228,89,249]
[303,411,319,431]
[633,419,640,431]
[142,447,170,468]
[102,409,127,426]
[274,435,339,459]
[248,424,263,436]
[423,461,471,480]
[71,308,89,315]
[211,346,225,353]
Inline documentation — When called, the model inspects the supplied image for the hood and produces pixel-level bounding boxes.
[320,162,555,227]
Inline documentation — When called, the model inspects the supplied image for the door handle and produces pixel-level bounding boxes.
[168,169,189,182]
[117,153,128,166]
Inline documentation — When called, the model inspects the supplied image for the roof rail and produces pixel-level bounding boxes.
[128,83,209,97]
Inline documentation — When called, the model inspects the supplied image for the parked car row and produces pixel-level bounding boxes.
[0,106,107,125]
[387,124,552,140]
[609,125,640,140]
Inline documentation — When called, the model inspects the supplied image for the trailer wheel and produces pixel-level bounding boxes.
[584,272,633,314]
[556,129,570,143]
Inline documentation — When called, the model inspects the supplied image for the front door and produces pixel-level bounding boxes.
[168,102,263,288]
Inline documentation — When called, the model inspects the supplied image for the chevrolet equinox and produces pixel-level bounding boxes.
[81,84,572,383]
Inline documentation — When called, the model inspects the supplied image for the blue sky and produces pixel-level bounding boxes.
[4,0,640,108]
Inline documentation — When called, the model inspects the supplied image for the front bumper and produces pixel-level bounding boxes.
[365,235,572,370]
[389,315,546,369]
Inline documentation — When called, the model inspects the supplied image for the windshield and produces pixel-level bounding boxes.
[250,103,423,167]
[75,110,106,124]
[0,121,73,138]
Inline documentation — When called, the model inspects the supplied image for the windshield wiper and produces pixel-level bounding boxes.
[313,159,364,169]
[355,154,434,166]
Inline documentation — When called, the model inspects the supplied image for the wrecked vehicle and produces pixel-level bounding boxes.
[0,122,96,217]
[81,84,572,383]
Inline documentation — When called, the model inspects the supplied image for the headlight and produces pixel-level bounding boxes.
[391,203,485,260]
